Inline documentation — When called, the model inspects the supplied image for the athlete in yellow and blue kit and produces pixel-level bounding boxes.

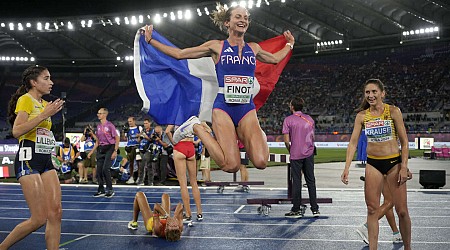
[2,65,65,250]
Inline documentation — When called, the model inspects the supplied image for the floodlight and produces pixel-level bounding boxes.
[248,0,254,9]
[401,26,440,43]
[154,14,161,23]
[185,10,192,20]
[131,16,137,25]
[315,39,348,53]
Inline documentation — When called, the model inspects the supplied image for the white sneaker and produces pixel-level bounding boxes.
[356,224,369,244]
[392,232,402,243]
[173,116,201,144]
[126,177,135,184]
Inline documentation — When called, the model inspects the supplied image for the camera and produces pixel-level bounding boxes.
[150,144,161,162]
[122,124,129,134]
[84,125,92,137]
[151,133,158,141]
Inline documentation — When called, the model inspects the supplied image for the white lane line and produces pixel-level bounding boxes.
[0,231,449,244]
[234,205,245,214]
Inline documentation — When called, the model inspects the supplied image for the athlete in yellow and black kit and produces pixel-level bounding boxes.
[363,103,401,174]
[342,79,411,249]
[2,66,65,250]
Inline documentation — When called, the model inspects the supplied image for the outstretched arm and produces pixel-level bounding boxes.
[253,30,295,64]
[144,25,220,60]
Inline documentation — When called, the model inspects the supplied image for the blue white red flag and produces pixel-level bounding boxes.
[134,29,291,125]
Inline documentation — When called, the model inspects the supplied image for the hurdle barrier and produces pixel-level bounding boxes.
[204,152,266,193]
[240,152,333,216]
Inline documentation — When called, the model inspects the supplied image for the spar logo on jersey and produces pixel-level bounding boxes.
[225,75,254,85]
[365,120,391,129]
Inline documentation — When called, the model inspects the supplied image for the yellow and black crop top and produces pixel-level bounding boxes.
[15,93,52,142]
[363,104,397,143]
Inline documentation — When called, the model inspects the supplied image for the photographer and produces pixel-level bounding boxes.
[122,116,143,184]
[57,137,80,184]
[79,124,98,184]
[111,149,131,184]
[136,118,153,185]
[151,125,172,185]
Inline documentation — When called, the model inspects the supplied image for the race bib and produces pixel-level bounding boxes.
[35,127,56,154]
[223,75,254,104]
[365,120,393,143]
[18,147,32,161]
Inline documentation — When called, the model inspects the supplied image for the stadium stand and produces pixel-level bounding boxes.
[1,42,449,139]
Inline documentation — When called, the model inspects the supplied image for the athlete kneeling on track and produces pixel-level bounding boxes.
[128,192,184,241]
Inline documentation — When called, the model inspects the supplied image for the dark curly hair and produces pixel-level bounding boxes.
[7,65,48,126]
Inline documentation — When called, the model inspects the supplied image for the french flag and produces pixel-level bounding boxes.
[134,29,291,126]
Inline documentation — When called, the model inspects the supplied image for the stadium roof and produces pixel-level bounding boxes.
[0,0,449,67]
